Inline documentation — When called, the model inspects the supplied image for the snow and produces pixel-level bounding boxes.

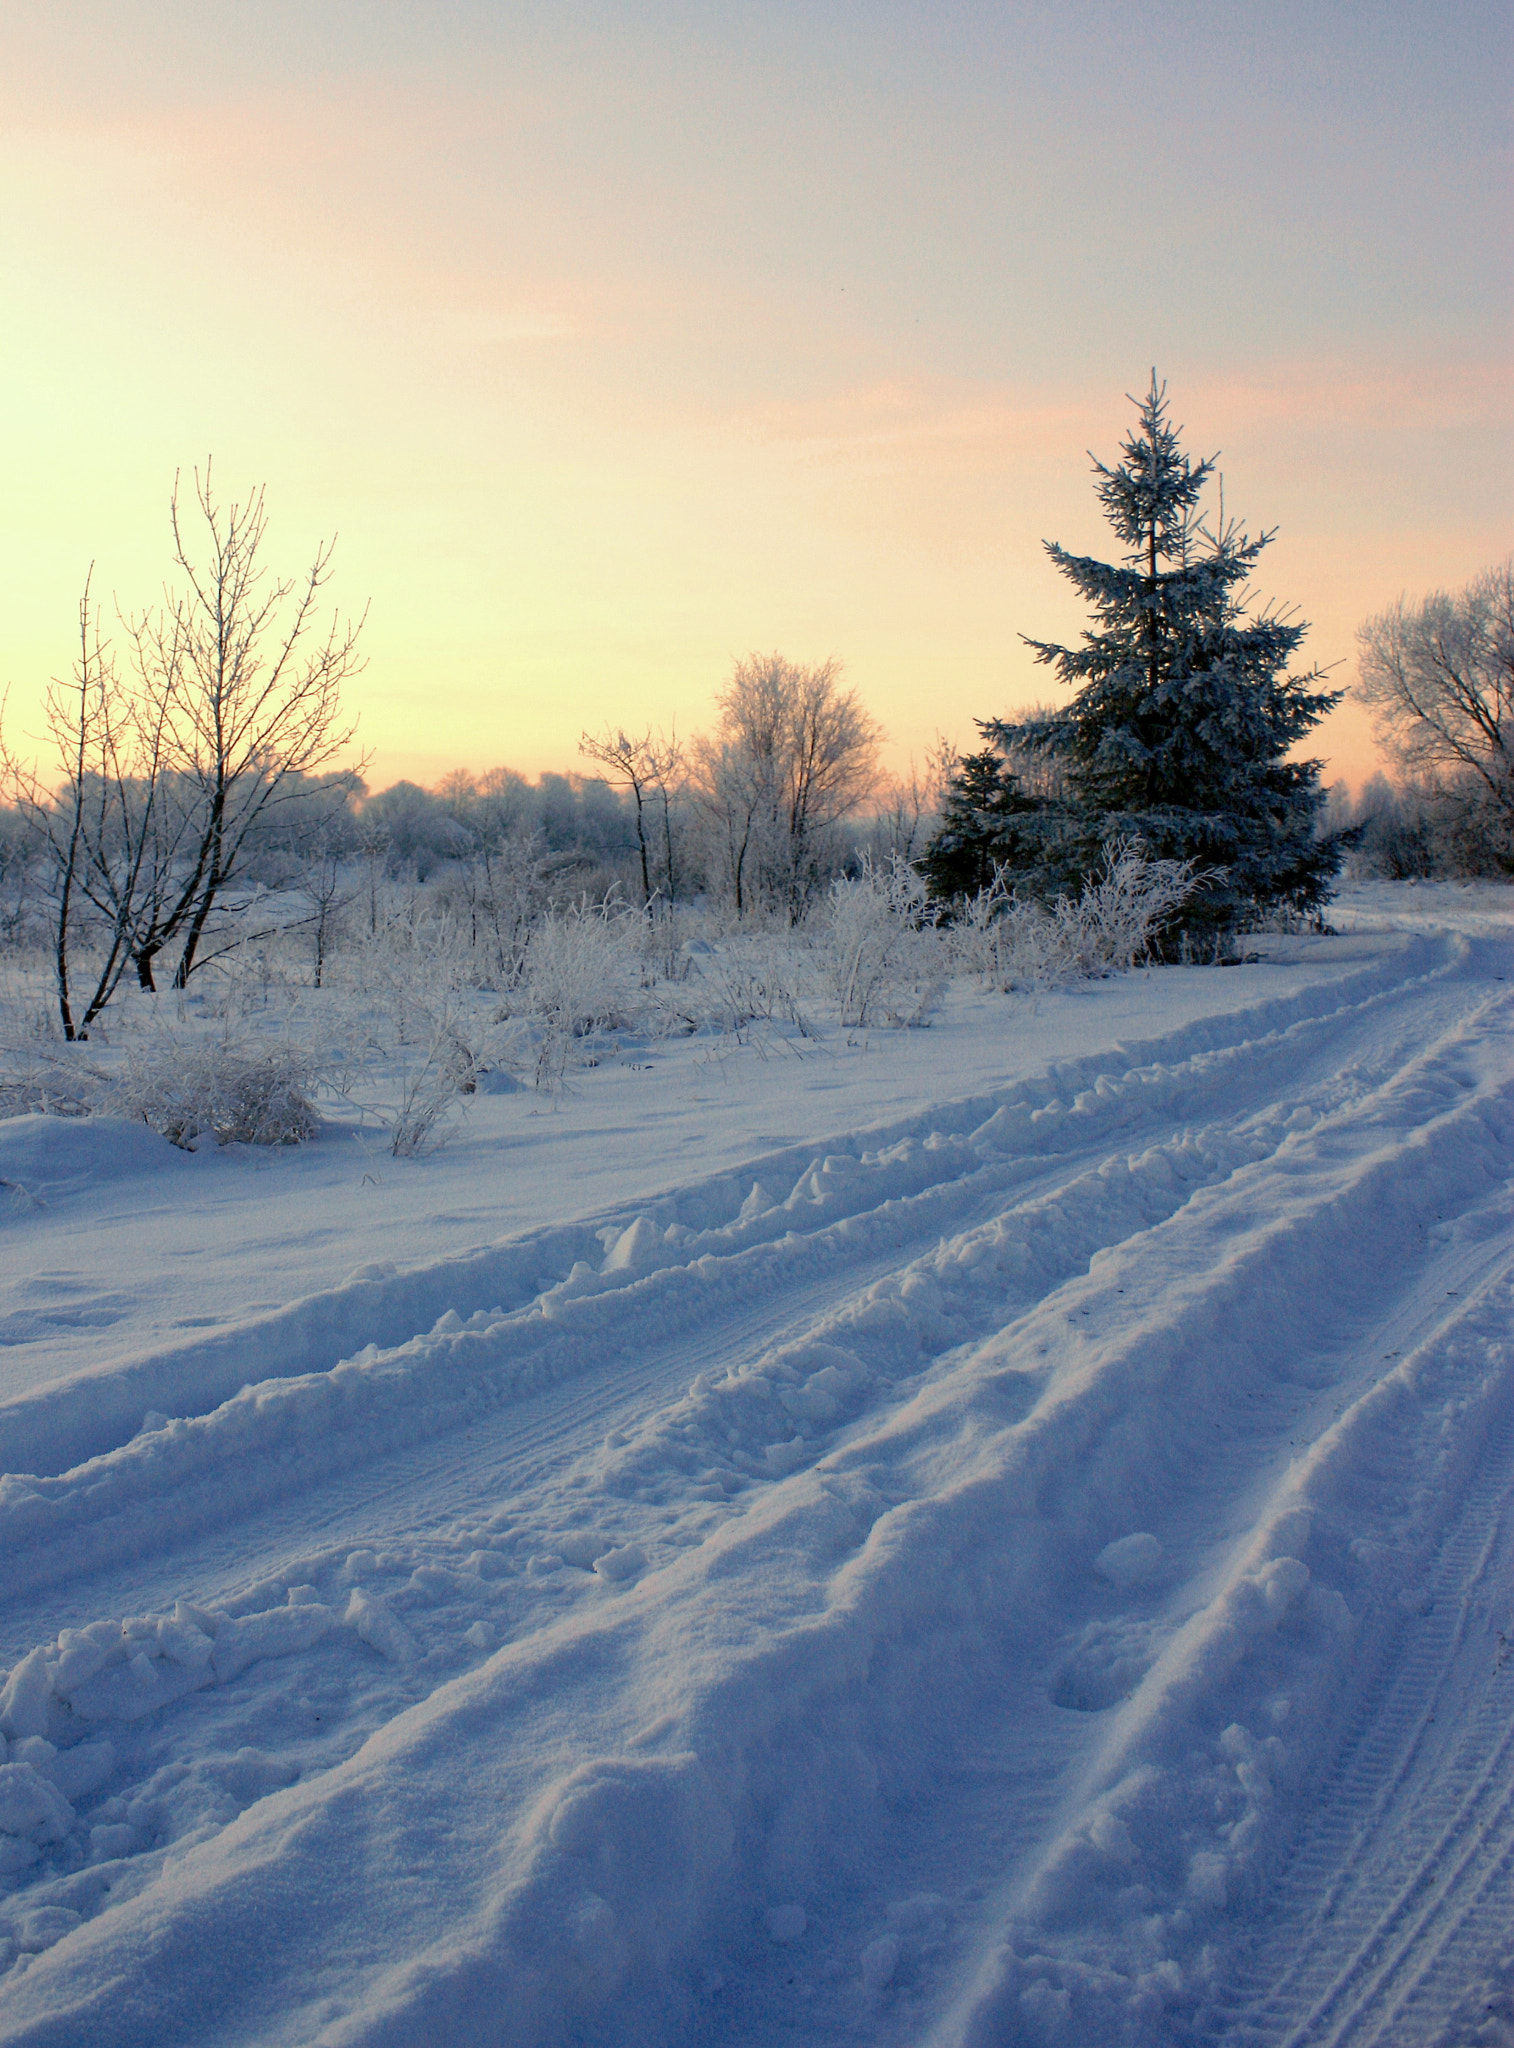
[0,883,1511,2043]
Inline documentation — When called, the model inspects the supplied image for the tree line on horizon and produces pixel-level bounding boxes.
[2,385,1510,1038]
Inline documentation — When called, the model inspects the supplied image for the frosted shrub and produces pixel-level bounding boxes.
[375,1022,474,1157]
[629,901,707,989]
[512,901,643,1089]
[1056,843,1201,973]
[334,898,474,1041]
[702,932,813,1036]
[427,833,554,989]
[951,888,1068,993]
[823,857,946,1028]
[113,1040,319,1148]
[0,1044,109,1121]
[954,846,1199,991]
[322,991,483,1158]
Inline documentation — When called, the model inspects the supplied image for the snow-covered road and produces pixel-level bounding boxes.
[1,903,1512,2044]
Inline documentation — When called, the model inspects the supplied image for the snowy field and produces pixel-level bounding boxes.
[0,879,1512,2046]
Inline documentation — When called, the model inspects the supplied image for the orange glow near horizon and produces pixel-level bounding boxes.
[3,8,1508,807]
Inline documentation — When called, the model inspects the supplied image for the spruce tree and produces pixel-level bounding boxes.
[955,376,1343,943]
[917,748,1045,898]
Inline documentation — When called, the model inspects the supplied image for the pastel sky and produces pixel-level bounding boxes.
[3,1,1509,795]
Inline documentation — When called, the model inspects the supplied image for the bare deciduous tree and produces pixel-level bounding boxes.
[126,466,367,987]
[865,734,957,864]
[3,577,177,1037]
[693,654,881,919]
[1356,562,1514,829]
[579,725,685,907]
[298,841,352,989]
[3,470,366,1031]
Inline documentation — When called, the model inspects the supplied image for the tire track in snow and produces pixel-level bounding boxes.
[1218,1362,1514,2046]
[909,1021,1514,2046]
[0,1200,1001,1647]
[0,1102,1351,1983]
[0,1056,1410,1597]
[0,1044,1398,1969]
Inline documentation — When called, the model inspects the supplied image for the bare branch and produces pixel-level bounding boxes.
[1356,562,1514,825]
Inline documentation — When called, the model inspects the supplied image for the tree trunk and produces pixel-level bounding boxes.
[55,856,80,1040]
[660,790,676,906]
[632,787,651,906]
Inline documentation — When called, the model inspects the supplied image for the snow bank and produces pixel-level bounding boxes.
[0,1116,181,1198]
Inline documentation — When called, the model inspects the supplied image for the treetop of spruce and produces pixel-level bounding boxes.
[928,374,1344,946]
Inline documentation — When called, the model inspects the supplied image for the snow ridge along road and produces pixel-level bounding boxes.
[0,924,1511,2045]
[0,932,1458,1485]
